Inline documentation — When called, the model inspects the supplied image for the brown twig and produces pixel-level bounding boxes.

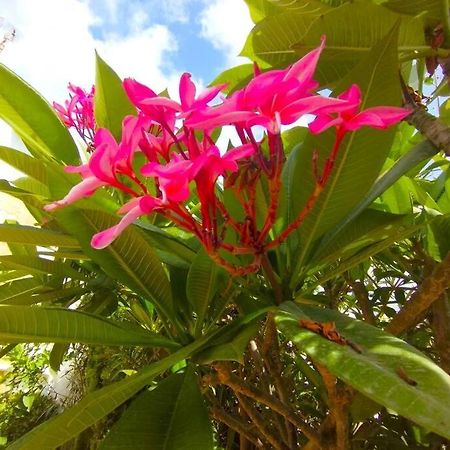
[209,406,263,448]
[386,250,450,336]
[236,393,286,450]
[430,294,450,375]
[262,313,297,448]
[214,362,320,446]
[345,276,376,325]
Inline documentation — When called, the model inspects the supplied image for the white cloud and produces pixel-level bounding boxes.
[199,0,253,67]
[0,0,179,102]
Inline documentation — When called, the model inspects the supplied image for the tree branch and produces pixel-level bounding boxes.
[386,250,450,336]
[209,406,263,448]
[214,362,320,446]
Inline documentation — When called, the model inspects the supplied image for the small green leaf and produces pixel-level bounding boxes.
[277,302,450,439]
[187,248,221,336]
[100,366,213,450]
[94,52,136,141]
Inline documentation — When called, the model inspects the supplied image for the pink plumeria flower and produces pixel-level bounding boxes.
[309,84,411,134]
[141,153,202,203]
[91,196,163,249]
[138,73,227,118]
[53,84,95,142]
[44,164,108,212]
[186,37,352,134]
[195,144,255,206]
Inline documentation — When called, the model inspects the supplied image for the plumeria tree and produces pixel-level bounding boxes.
[1,1,450,449]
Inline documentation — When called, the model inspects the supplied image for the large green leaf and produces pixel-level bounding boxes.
[94,52,136,141]
[314,139,438,257]
[241,10,316,67]
[0,305,177,348]
[276,302,450,439]
[288,24,402,285]
[0,223,80,248]
[0,64,79,164]
[186,248,220,336]
[100,366,213,450]
[382,0,444,21]
[56,208,174,321]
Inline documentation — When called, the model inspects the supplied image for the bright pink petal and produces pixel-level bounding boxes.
[179,73,196,108]
[141,97,182,111]
[187,111,257,129]
[196,84,227,105]
[123,78,157,106]
[91,196,160,249]
[44,177,107,211]
[280,96,352,124]
[308,116,342,134]
[91,205,144,249]
[284,35,325,86]
[224,143,255,163]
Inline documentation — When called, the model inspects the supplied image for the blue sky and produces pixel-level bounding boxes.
[0,0,252,103]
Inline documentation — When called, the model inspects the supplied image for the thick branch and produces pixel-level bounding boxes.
[386,250,450,336]
[406,107,450,155]
[316,364,353,450]
[430,295,450,374]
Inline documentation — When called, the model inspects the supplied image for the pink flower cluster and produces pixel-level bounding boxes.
[53,84,95,146]
[46,38,409,275]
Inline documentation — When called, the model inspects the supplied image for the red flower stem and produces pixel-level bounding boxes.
[162,122,188,160]
[209,251,262,276]
[219,241,255,255]
[256,133,284,244]
[128,173,149,195]
[217,200,242,235]
[266,130,345,249]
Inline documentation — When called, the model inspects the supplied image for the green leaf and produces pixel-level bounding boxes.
[241,10,315,66]
[100,366,213,450]
[0,64,79,164]
[276,302,450,440]
[0,278,43,304]
[0,146,48,184]
[0,255,87,280]
[194,321,259,364]
[186,248,220,336]
[288,23,402,284]
[314,140,438,256]
[381,0,444,21]
[0,305,178,348]
[244,0,283,23]
[210,64,254,95]
[311,210,409,267]
[56,208,174,321]
[6,322,238,450]
[94,52,136,141]
[0,223,80,248]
